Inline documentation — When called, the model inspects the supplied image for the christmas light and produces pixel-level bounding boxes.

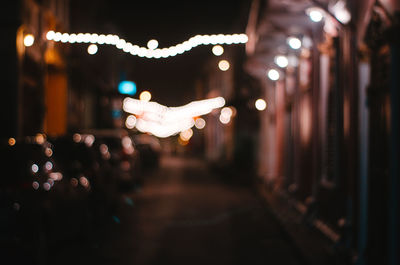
[46,30,248,59]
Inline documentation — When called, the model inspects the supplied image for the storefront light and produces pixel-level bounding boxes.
[255,99,267,111]
[274,55,289,68]
[267,69,280,81]
[329,0,351,24]
[24,34,34,47]
[287,37,302,50]
[306,7,325,22]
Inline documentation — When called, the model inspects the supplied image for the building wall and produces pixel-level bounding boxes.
[245,0,400,264]
[1,0,70,138]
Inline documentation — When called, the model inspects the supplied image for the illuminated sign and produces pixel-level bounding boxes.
[118,81,136,95]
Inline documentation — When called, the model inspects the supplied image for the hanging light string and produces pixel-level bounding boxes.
[46,31,248,58]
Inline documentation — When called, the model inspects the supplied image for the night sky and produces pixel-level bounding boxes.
[70,0,251,106]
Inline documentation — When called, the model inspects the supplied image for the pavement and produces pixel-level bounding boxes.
[47,155,335,265]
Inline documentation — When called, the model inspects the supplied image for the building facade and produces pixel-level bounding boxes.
[1,0,70,138]
[244,0,399,264]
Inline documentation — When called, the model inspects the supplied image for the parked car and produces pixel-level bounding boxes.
[131,133,161,171]
[0,135,62,264]
[80,129,142,192]
[49,133,123,238]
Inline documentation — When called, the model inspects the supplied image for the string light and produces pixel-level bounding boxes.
[147,39,159,50]
[46,30,248,59]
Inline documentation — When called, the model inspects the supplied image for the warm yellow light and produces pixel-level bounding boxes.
[287,37,302,50]
[194,118,206,129]
[274,55,289,68]
[178,137,189,146]
[229,106,237,117]
[139,91,152,102]
[48,31,249,59]
[221,107,233,117]
[218,60,230,71]
[180,128,193,141]
[24,34,35,47]
[73,133,82,143]
[147,39,158,50]
[255,99,267,111]
[212,45,224,56]
[61,33,69,43]
[219,113,231,124]
[45,147,53,157]
[267,69,280,81]
[35,133,45,144]
[87,44,98,54]
[307,8,324,22]
[46,31,55,40]
[8,138,16,146]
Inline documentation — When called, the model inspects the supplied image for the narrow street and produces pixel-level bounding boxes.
[52,155,305,265]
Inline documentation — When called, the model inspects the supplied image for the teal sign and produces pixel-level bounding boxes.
[118,81,136,95]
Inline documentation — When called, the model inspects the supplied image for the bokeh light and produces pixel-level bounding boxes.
[84,134,95,147]
[31,164,39,173]
[287,37,302,49]
[221,107,233,117]
[274,55,289,68]
[218,60,230,71]
[73,133,82,143]
[267,69,280,81]
[255,99,267,111]
[147,39,159,50]
[139,91,152,101]
[125,115,137,129]
[119,81,137,95]
[45,147,53,157]
[307,8,324,22]
[330,0,351,24]
[24,34,34,47]
[71,178,79,187]
[194,118,206,129]
[219,113,231,124]
[43,182,51,191]
[8,138,16,146]
[46,30,55,40]
[45,161,53,171]
[47,31,248,59]
[35,133,45,144]
[87,44,98,54]
[212,45,224,56]
[32,181,39,190]
[180,128,193,141]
